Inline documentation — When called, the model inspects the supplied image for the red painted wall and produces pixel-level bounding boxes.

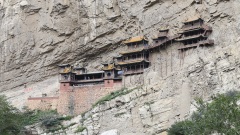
[60,83,71,92]
[104,80,114,87]
[57,82,123,115]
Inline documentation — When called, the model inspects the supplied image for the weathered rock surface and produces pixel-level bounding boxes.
[1,0,240,134]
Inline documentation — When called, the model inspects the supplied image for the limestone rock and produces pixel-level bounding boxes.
[100,129,119,135]
[20,0,29,7]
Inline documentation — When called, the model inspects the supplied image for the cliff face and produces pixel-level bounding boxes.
[1,0,240,134]
[1,0,237,92]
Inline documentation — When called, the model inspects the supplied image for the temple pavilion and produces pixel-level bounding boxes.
[176,16,214,50]
[58,64,105,87]
[116,36,150,76]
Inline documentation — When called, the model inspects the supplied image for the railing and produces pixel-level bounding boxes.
[182,24,202,31]
[126,45,149,51]
[124,69,144,75]
[122,57,149,63]
[104,76,122,80]
[178,44,198,50]
[178,39,214,50]
[182,24,212,32]
[76,79,104,83]
[73,83,104,87]
[176,34,204,41]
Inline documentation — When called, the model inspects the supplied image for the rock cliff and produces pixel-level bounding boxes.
[1,0,240,134]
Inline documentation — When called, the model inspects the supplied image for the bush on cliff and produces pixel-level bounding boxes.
[0,95,69,134]
[168,91,240,135]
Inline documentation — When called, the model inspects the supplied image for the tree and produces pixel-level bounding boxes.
[0,95,64,135]
[168,91,240,135]
[0,95,24,135]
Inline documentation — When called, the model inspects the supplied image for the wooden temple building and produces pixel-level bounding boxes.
[176,17,214,50]
[58,64,105,90]
[116,36,150,76]
[148,28,179,51]
[27,16,215,115]
[58,63,124,90]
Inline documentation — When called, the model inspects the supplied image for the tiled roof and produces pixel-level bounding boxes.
[102,64,114,70]
[123,36,148,44]
[120,48,145,55]
[184,16,202,23]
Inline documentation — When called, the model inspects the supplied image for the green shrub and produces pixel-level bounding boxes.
[58,116,73,121]
[75,126,87,133]
[168,120,193,135]
[92,87,138,107]
[168,91,240,135]
[0,95,23,135]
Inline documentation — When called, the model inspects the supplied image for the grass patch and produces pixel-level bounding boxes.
[58,115,73,121]
[48,122,77,133]
[92,87,139,108]
[114,112,126,117]
[75,126,87,133]
[144,101,155,106]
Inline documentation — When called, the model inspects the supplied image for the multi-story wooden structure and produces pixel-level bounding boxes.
[58,63,123,91]
[58,64,105,91]
[57,64,122,115]
[152,28,169,45]
[149,28,179,51]
[27,17,215,115]
[116,36,150,76]
[176,17,214,50]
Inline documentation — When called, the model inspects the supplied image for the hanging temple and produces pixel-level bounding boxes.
[26,17,214,115]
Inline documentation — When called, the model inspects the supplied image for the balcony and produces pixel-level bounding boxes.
[76,79,104,83]
[178,39,214,50]
[104,76,122,80]
[120,47,148,55]
[182,24,202,31]
[176,34,206,42]
[124,69,144,76]
[118,58,149,66]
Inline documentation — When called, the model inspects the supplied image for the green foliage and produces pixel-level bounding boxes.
[0,95,75,134]
[48,123,77,133]
[114,112,126,117]
[58,115,73,121]
[0,95,24,135]
[168,91,240,135]
[23,109,59,127]
[168,121,193,135]
[75,126,87,133]
[144,101,155,106]
[92,87,138,107]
